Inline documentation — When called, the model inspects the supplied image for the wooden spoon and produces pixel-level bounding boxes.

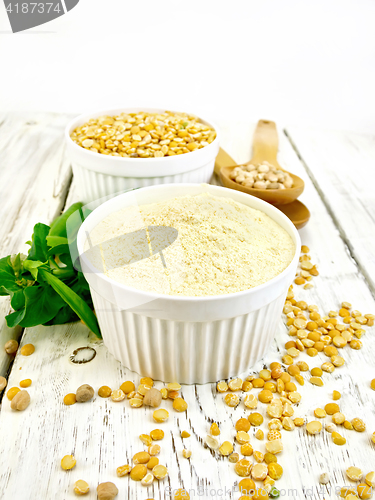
[272,199,310,230]
[218,120,304,205]
[214,146,310,229]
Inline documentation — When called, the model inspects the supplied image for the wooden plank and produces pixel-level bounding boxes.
[1,121,375,499]
[0,302,21,378]
[0,112,73,377]
[285,126,375,296]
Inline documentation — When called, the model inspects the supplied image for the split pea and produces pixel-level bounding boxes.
[234,459,252,477]
[241,443,254,456]
[352,418,366,432]
[73,479,90,495]
[173,397,188,412]
[20,344,35,356]
[150,429,164,440]
[219,441,233,456]
[211,422,221,435]
[357,483,373,499]
[98,386,112,398]
[306,421,322,435]
[228,452,239,463]
[61,455,76,470]
[217,381,228,392]
[130,465,147,481]
[117,464,131,477]
[153,409,169,423]
[248,413,264,426]
[147,457,159,469]
[152,464,168,479]
[133,452,150,464]
[331,432,346,445]
[325,403,340,415]
[314,408,326,418]
[346,466,363,481]
[239,478,256,494]
[7,387,20,401]
[63,393,77,406]
[236,418,250,432]
[268,463,283,480]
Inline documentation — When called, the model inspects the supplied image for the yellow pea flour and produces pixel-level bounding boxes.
[87,193,295,296]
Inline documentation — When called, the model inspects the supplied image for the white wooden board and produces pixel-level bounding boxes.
[285,126,375,295]
[0,112,73,377]
[0,118,375,500]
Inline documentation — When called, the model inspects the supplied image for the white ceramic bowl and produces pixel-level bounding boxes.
[65,107,220,203]
[77,183,300,384]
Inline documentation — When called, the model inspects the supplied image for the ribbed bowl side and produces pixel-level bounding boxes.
[72,161,215,203]
[91,289,286,384]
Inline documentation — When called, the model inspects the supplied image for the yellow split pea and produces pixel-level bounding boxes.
[20,344,35,356]
[150,429,164,441]
[130,464,147,481]
[219,441,233,456]
[210,422,220,435]
[173,398,188,412]
[73,480,90,495]
[98,386,112,398]
[153,409,169,423]
[63,393,77,406]
[61,455,76,470]
[19,379,32,388]
[268,462,283,480]
[147,457,159,469]
[306,421,322,435]
[7,387,20,401]
[117,464,131,477]
[71,111,217,159]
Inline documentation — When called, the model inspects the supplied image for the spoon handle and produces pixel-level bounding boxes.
[214,147,236,175]
[251,119,279,166]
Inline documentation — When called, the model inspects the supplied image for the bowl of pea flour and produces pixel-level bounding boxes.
[78,183,300,383]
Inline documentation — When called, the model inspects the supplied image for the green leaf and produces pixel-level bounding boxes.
[5,285,65,328]
[2,203,101,335]
[6,308,26,328]
[49,203,83,238]
[46,235,68,248]
[71,272,91,296]
[51,267,76,280]
[57,251,73,267]
[28,223,50,262]
[47,244,70,258]
[10,254,22,278]
[23,259,45,280]
[22,285,65,327]
[44,304,76,325]
[11,289,25,310]
[39,269,101,338]
[0,256,23,295]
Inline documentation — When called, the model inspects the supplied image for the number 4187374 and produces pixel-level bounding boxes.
[6,3,61,13]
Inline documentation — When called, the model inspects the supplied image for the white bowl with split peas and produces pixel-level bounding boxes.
[77,183,300,385]
[65,107,220,203]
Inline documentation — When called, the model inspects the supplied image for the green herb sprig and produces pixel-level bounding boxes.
[0,203,101,337]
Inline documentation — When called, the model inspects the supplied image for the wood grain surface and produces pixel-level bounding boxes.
[285,126,375,296]
[0,118,374,500]
[0,112,73,378]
